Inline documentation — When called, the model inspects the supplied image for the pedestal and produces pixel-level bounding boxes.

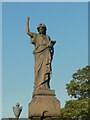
[28,89,61,120]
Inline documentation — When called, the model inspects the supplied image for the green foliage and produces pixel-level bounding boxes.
[60,66,90,119]
[66,66,90,99]
[60,99,89,119]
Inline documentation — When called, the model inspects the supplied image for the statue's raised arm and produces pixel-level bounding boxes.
[26,16,34,38]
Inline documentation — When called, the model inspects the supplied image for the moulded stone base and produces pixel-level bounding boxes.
[30,116,61,120]
[1,118,61,120]
[28,89,60,119]
[32,89,55,97]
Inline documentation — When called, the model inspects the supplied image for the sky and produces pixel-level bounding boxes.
[0,0,90,2]
[89,2,90,65]
[0,2,2,120]
[1,1,88,119]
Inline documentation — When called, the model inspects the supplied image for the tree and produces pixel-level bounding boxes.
[66,66,90,99]
[60,99,89,120]
[60,66,90,119]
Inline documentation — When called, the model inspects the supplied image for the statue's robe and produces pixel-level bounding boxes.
[30,34,54,90]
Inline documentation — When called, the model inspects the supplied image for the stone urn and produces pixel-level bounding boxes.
[13,102,22,118]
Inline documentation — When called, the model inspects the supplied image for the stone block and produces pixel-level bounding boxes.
[28,89,60,119]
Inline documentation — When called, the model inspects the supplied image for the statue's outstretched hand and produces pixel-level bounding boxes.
[27,16,30,21]
[26,16,34,38]
[26,16,30,33]
[26,16,30,24]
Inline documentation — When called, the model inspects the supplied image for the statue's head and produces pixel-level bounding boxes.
[37,24,47,34]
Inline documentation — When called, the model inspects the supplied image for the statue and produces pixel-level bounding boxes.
[26,17,61,119]
[26,17,56,91]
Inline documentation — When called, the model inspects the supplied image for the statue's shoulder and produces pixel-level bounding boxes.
[30,33,38,44]
[33,33,40,37]
[33,33,38,36]
[46,34,51,40]
[31,33,38,39]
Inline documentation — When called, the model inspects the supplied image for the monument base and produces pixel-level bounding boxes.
[28,89,60,120]
[29,117,60,120]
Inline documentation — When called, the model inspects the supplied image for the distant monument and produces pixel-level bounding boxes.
[26,17,60,120]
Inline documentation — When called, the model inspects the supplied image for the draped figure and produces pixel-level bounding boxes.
[26,17,56,90]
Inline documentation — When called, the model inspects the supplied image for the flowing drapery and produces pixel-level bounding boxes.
[30,34,53,90]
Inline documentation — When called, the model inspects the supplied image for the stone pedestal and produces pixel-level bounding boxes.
[28,89,60,120]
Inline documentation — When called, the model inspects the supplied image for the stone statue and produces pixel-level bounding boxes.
[26,17,61,119]
[26,17,56,91]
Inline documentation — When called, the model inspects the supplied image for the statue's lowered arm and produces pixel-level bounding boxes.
[26,16,34,38]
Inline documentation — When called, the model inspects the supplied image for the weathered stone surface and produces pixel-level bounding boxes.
[32,88,55,97]
[26,17,56,91]
[26,17,61,120]
[29,117,61,120]
[28,90,60,119]
[1,117,61,120]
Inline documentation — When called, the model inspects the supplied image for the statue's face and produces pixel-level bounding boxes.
[38,27,46,34]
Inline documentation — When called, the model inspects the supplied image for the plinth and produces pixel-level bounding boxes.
[28,89,60,120]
